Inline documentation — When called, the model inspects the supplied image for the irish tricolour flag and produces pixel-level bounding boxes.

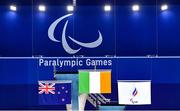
[79,70,111,94]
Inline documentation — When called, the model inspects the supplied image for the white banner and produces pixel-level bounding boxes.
[118,80,151,105]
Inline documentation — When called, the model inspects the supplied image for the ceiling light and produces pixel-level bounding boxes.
[67,5,74,12]
[104,5,111,11]
[161,4,168,11]
[132,4,140,11]
[10,5,17,11]
[39,5,46,12]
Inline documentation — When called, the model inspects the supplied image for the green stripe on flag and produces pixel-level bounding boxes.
[79,71,89,93]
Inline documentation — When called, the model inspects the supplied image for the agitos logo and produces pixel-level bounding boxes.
[48,14,103,54]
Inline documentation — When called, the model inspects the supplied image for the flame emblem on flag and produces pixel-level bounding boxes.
[132,88,138,97]
[130,87,138,104]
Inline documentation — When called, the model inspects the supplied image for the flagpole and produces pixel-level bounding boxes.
[53,65,56,79]
[94,64,97,70]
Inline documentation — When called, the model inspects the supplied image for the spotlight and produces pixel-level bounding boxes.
[39,5,46,12]
[132,4,140,11]
[161,4,168,11]
[67,5,74,12]
[104,5,111,11]
[10,5,17,11]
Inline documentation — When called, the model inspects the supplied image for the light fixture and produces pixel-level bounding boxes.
[67,5,74,12]
[161,4,168,11]
[104,5,111,11]
[39,5,46,12]
[10,5,17,11]
[132,4,140,11]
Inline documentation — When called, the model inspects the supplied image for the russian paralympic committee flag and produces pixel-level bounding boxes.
[38,80,71,105]
[79,70,111,93]
[118,80,151,105]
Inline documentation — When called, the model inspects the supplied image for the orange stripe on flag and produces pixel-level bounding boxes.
[100,71,111,93]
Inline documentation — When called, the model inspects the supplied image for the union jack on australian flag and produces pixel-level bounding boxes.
[38,80,71,105]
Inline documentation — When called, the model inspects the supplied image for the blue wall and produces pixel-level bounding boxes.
[0,58,180,109]
[0,1,180,110]
[0,6,32,57]
[0,5,180,56]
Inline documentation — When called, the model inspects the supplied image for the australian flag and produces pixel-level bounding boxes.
[38,81,71,105]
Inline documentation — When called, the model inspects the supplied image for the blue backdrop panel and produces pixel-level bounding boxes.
[0,58,180,109]
[0,59,37,84]
[152,58,180,83]
[33,6,74,57]
[0,6,32,57]
[74,6,116,56]
[0,5,180,56]
[116,58,152,80]
[116,6,157,56]
[158,6,180,55]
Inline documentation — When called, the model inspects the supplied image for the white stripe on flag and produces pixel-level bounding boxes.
[90,72,100,93]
